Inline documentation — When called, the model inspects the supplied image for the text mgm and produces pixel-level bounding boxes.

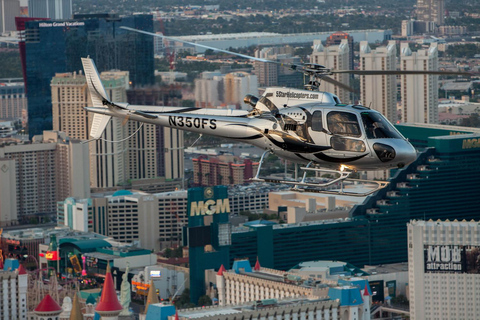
[190,199,230,216]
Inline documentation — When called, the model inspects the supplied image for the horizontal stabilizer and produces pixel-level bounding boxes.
[90,114,111,139]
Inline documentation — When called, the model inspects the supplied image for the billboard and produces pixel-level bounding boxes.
[424,245,480,274]
[69,255,82,273]
[150,270,161,278]
[369,280,384,302]
[386,280,396,298]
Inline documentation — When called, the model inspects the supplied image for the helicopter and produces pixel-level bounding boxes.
[81,27,470,196]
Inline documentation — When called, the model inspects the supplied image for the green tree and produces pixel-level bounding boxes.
[0,51,22,78]
[174,288,196,308]
[460,114,480,128]
[197,295,212,306]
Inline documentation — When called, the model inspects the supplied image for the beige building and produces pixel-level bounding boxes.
[51,71,131,188]
[400,42,439,124]
[310,39,351,103]
[0,81,27,121]
[408,219,480,320]
[0,131,89,224]
[164,126,184,180]
[51,71,173,188]
[254,46,300,88]
[416,0,445,26]
[402,20,414,37]
[194,72,224,108]
[171,298,341,320]
[359,40,397,123]
[216,266,333,306]
[59,190,188,251]
[205,260,372,320]
[224,72,258,109]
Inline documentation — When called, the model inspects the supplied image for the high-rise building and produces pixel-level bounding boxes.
[51,70,132,189]
[126,86,185,181]
[24,14,154,138]
[359,40,397,123]
[194,71,224,108]
[408,220,480,320]
[416,0,445,26]
[0,131,90,224]
[325,31,354,73]
[400,42,439,123]
[310,39,351,103]
[254,46,302,88]
[27,0,72,19]
[0,0,20,33]
[0,80,26,121]
[224,72,258,109]
[401,20,414,37]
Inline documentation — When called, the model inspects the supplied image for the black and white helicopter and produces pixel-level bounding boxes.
[81,27,468,195]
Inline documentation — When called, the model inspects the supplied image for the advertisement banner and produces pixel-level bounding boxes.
[424,245,480,274]
[386,280,396,298]
[69,255,82,273]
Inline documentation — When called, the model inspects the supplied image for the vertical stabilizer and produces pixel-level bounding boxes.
[81,57,112,139]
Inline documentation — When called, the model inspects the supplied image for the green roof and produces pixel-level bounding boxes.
[62,239,112,252]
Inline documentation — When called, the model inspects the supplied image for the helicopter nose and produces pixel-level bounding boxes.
[372,140,417,168]
[394,140,417,168]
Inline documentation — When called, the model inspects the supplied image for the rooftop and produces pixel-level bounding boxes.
[176,297,335,319]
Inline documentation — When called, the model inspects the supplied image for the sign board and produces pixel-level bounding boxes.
[150,270,161,278]
[369,280,385,302]
[386,280,396,298]
[424,245,480,274]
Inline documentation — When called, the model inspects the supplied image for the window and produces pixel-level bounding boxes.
[361,111,403,139]
[327,111,361,137]
[311,111,323,131]
[330,136,366,152]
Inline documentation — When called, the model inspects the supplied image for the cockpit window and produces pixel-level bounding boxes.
[361,112,403,139]
[327,111,361,137]
[311,111,323,131]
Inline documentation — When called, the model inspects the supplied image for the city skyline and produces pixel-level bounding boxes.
[0,2,479,319]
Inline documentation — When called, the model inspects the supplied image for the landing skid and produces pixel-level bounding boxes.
[251,150,389,197]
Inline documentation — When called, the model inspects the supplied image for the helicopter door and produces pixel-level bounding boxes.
[326,111,366,153]
[308,110,329,147]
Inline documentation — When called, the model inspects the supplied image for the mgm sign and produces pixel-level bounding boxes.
[424,245,480,274]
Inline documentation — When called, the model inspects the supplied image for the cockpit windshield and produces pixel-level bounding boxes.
[361,112,403,139]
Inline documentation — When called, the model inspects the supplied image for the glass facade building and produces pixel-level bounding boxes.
[24,14,154,137]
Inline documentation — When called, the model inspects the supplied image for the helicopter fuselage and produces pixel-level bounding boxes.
[86,96,416,172]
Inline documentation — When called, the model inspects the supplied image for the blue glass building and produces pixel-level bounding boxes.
[24,14,154,137]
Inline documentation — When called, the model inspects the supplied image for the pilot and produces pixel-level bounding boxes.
[372,122,386,139]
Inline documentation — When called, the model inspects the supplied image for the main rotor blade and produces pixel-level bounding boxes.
[320,75,357,93]
[121,26,300,70]
[332,70,472,76]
